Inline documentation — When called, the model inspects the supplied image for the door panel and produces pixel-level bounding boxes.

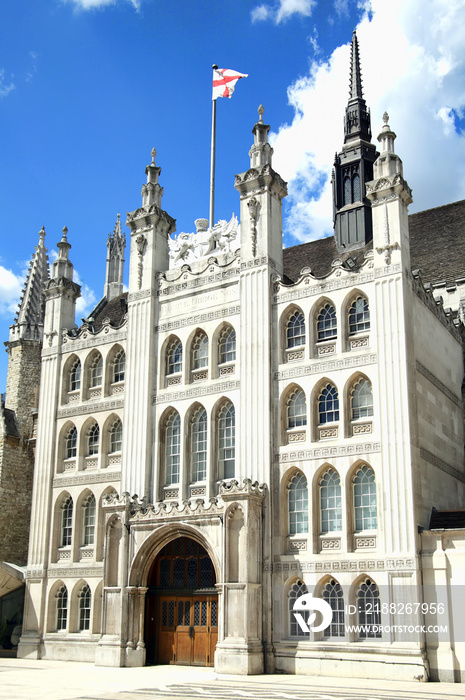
[155,595,217,666]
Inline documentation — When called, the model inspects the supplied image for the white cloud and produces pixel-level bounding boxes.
[271,0,465,244]
[61,0,140,11]
[251,0,316,24]
[0,266,24,317]
[0,69,15,99]
[73,269,98,318]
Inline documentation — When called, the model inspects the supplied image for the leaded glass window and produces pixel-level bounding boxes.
[349,297,370,334]
[83,494,96,546]
[351,378,373,420]
[90,354,103,388]
[343,176,351,206]
[218,402,235,479]
[87,423,99,456]
[167,339,182,375]
[289,472,308,535]
[192,332,208,369]
[322,579,345,637]
[69,359,81,392]
[109,418,123,453]
[320,469,342,533]
[65,426,77,459]
[287,388,307,429]
[289,580,310,638]
[218,327,236,364]
[113,349,125,383]
[56,585,68,631]
[191,408,207,482]
[357,579,381,638]
[318,384,339,424]
[79,584,92,631]
[353,465,377,530]
[286,310,305,348]
[317,304,337,341]
[165,412,181,484]
[352,173,361,202]
[61,496,73,547]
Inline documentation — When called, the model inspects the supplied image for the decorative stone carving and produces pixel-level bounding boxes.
[319,427,338,439]
[317,343,336,356]
[355,536,376,548]
[168,214,239,267]
[219,365,235,376]
[192,370,208,382]
[247,196,259,256]
[320,538,341,550]
[350,336,369,350]
[352,422,372,435]
[136,234,147,289]
[286,349,304,362]
[288,539,307,551]
[167,376,181,386]
[219,478,266,499]
[287,431,305,444]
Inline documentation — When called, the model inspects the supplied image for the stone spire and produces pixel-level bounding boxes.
[331,31,378,253]
[51,226,74,280]
[104,214,126,301]
[9,227,50,343]
[141,147,163,209]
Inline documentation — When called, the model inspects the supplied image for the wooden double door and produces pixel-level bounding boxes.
[157,594,218,666]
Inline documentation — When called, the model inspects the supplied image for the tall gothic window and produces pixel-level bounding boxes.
[322,579,345,637]
[192,332,208,370]
[56,585,68,631]
[61,496,73,547]
[348,296,370,334]
[320,469,342,533]
[113,349,125,383]
[167,339,182,375]
[165,412,181,484]
[353,465,377,531]
[352,173,361,202]
[78,584,92,631]
[109,418,123,453]
[218,402,235,479]
[87,423,100,456]
[218,326,236,364]
[288,472,308,535]
[318,384,339,424]
[317,304,337,341]
[289,580,310,638]
[191,407,207,482]
[357,579,381,638]
[65,426,77,459]
[287,388,307,429]
[286,310,305,349]
[90,354,103,388]
[351,378,373,420]
[343,176,351,206]
[82,494,96,546]
[69,359,81,392]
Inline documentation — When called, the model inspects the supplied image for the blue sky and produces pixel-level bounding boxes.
[1,0,465,391]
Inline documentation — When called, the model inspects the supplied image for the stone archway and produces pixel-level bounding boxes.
[144,535,218,666]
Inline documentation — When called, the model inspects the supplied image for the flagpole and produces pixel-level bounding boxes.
[209,64,218,231]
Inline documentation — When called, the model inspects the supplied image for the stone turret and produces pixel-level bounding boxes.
[332,31,378,252]
[104,214,126,301]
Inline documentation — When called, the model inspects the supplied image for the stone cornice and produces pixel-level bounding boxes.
[155,380,240,404]
[276,441,381,463]
[156,305,240,333]
[266,557,416,573]
[57,397,124,419]
[275,353,377,381]
[53,471,121,488]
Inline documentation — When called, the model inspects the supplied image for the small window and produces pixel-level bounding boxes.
[79,584,92,631]
[191,408,207,482]
[192,332,208,370]
[69,359,81,392]
[61,496,73,547]
[109,418,123,453]
[353,465,377,531]
[318,384,339,424]
[357,579,381,638]
[349,297,370,334]
[322,579,345,637]
[343,176,351,206]
[286,310,305,349]
[167,339,182,375]
[56,585,68,631]
[90,354,103,388]
[113,349,125,383]
[320,469,342,533]
[219,327,236,364]
[317,304,337,341]
[351,378,373,420]
[87,423,99,456]
[289,580,310,638]
[287,388,307,429]
[352,173,361,202]
[289,472,308,535]
[82,494,96,546]
[218,402,235,479]
[65,426,77,459]
[165,412,181,484]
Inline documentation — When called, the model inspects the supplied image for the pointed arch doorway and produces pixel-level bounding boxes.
[145,535,218,666]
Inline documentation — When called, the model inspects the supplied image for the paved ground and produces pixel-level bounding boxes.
[1,659,465,700]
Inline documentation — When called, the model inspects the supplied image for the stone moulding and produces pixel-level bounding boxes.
[219,477,266,499]
[268,557,416,573]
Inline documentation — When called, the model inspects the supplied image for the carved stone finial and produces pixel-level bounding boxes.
[258,104,264,123]
[151,147,157,165]
[39,226,46,239]
[61,226,68,240]
[383,111,389,124]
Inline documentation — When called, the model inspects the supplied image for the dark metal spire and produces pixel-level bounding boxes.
[349,30,363,101]
[344,30,371,144]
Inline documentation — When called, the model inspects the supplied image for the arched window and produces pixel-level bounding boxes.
[165,412,181,484]
[289,580,310,638]
[61,496,73,547]
[56,585,68,631]
[352,173,361,202]
[343,176,351,206]
[167,339,182,375]
[109,418,123,453]
[318,384,339,424]
[287,388,307,429]
[90,354,103,388]
[289,473,308,535]
[65,426,77,459]
[87,423,99,456]
[351,378,373,420]
[317,304,337,341]
[192,332,208,370]
[218,402,235,479]
[113,349,125,383]
[191,408,207,482]
[353,465,377,530]
[78,584,92,631]
[82,494,96,546]
[320,469,342,533]
[218,327,236,364]
[357,579,381,638]
[348,296,370,334]
[286,310,305,348]
[69,359,81,392]
[322,579,345,637]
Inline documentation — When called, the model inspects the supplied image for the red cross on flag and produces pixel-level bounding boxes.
[212,67,248,100]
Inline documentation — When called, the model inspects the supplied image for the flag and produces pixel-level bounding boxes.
[212,67,248,100]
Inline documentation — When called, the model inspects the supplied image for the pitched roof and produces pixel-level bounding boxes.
[89,292,128,332]
[429,508,465,530]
